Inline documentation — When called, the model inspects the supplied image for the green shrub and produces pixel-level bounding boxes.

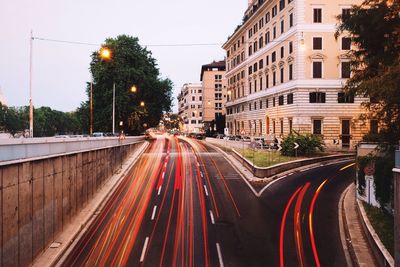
[281,131,324,157]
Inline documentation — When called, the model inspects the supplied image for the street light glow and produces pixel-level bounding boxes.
[131,85,137,93]
[140,101,145,107]
[100,48,111,59]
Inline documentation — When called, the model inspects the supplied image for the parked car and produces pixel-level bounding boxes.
[234,135,242,141]
[228,135,236,141]
[242,136,251,142]
[92,132,105,137]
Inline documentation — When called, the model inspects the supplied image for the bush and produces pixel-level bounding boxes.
[281,132,324,156]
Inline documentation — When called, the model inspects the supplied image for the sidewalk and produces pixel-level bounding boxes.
[32,141,149,267]
[341,184,378,267]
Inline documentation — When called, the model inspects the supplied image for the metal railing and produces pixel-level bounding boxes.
[0,136,145,163]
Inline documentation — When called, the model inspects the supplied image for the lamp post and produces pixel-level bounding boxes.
[29,30,34,137]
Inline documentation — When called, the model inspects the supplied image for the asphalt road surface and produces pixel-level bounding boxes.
[61,135,355,267]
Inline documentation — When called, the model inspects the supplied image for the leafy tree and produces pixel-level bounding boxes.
[89,35,173,135]
[335,0,400,144]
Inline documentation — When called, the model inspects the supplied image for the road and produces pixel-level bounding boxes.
[61,135,355,267]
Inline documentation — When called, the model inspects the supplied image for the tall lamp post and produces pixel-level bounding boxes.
[29,31,34,137]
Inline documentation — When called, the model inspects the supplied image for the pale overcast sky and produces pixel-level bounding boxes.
[0,0,247,112]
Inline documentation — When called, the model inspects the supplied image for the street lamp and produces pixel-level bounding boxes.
[130,85,137,93]
[99,47,116,134]
[140,101,145,107]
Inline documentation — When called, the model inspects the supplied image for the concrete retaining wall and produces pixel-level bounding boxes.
[231,149,354,178]
[0,141,143,266]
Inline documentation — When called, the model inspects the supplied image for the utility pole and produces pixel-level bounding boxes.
[90,79,93,135]
[29,30,34,137]
[112,82,115,134]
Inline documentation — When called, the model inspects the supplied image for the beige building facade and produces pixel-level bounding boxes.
[223,0,369,149]
[177,83,204,133]
[200,60,227,133]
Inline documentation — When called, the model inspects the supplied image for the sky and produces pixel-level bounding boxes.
[0,0,247,113]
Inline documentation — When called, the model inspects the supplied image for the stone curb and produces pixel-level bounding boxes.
[356,199,394,267]
[32,141,150,267]
[339,185,355,267]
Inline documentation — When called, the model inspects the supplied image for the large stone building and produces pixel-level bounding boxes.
[223,0,369,149]
[177,83,203,133]
[200,60,227,134]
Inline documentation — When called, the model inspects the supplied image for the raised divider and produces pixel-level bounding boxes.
[0,139,145,267]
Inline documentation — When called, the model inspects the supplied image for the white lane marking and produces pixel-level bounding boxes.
[203,185,209,196]
[164,162,167,168]
[200,172,204,178]
[162,171,165,179]
[158,186,162,196]
[140,237,150,262]
[209,210,215,224]
[196,162,200,167]
[216,243,224,267]
[151,206,157,220]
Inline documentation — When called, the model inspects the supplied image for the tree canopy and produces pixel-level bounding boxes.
[89,35,173,135]
[336,0,400,144]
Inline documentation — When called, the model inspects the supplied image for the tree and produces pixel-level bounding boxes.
[335,0,400,144]
[89,35,173,135]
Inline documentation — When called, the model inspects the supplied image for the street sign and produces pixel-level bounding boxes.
[240,129,246,135]
[294,142,299,149]
[333,139,340,145]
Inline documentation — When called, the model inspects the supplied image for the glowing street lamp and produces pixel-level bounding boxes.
[130,85,137,93]
[100,47,111,60]
[140,101,145,107]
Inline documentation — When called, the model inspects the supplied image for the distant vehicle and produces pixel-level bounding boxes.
[234,135,242,141]
[216,134,225,139]
[228,136,236,141]
[195,133,205,140]
[92,132,105,137]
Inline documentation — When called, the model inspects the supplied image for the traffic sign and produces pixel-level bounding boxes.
[240,129,246,135]
[294,142,299,149]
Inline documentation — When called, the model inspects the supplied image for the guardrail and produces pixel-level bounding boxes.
[0,136,145,163]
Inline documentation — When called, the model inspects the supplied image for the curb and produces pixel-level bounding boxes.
[32,141,150,267]
[339,184,356,267]
[356,199,394,267]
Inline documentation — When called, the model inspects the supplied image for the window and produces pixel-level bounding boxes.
[259,17,264,28]
[260,100,263,109]
[289,118,293,133]
[280,67,284,83]
[313,61,322,78]
[280,46,284,58]
[266,55,269,65]
[249,82,252,94]
[289,13,294,27]
[313,119,322,135]
[309,92,326,103]
[313,8,322,23]
[279,95,284,105]
[272,51,276,62]
[289,64,293,80]
[313,37,322,50]
[289,41,293,53]
[280,119,284,134]
[249,103,252,111]
[273,120,276,134]
[272,5,278,17]
[273,26,277,39]
[280,20,285,33]
[338,92,354,103]
[248,66,253,75]
[273,71,276,86]
[260,77,263,90]
[254,62,258,72]
[287,93,293,104]
[341,61,351,78]
[342,37,351,50]
[259,59,264,69]
[199,112,202,117]
[266,73,269,88]
[254,41,258,53]
[370,120,378,134]
[273,97,276,107]
[248,28,253,38]
[259,37,264,49]
[192,96,195,101]
[342,8,351,20]
[266,12,270,23]
[266,98,269,108]
[191,120,196,124]
[249,45,253,56]
[266,31,270,44]
[279,0,285,11]
[254,80,257,92]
